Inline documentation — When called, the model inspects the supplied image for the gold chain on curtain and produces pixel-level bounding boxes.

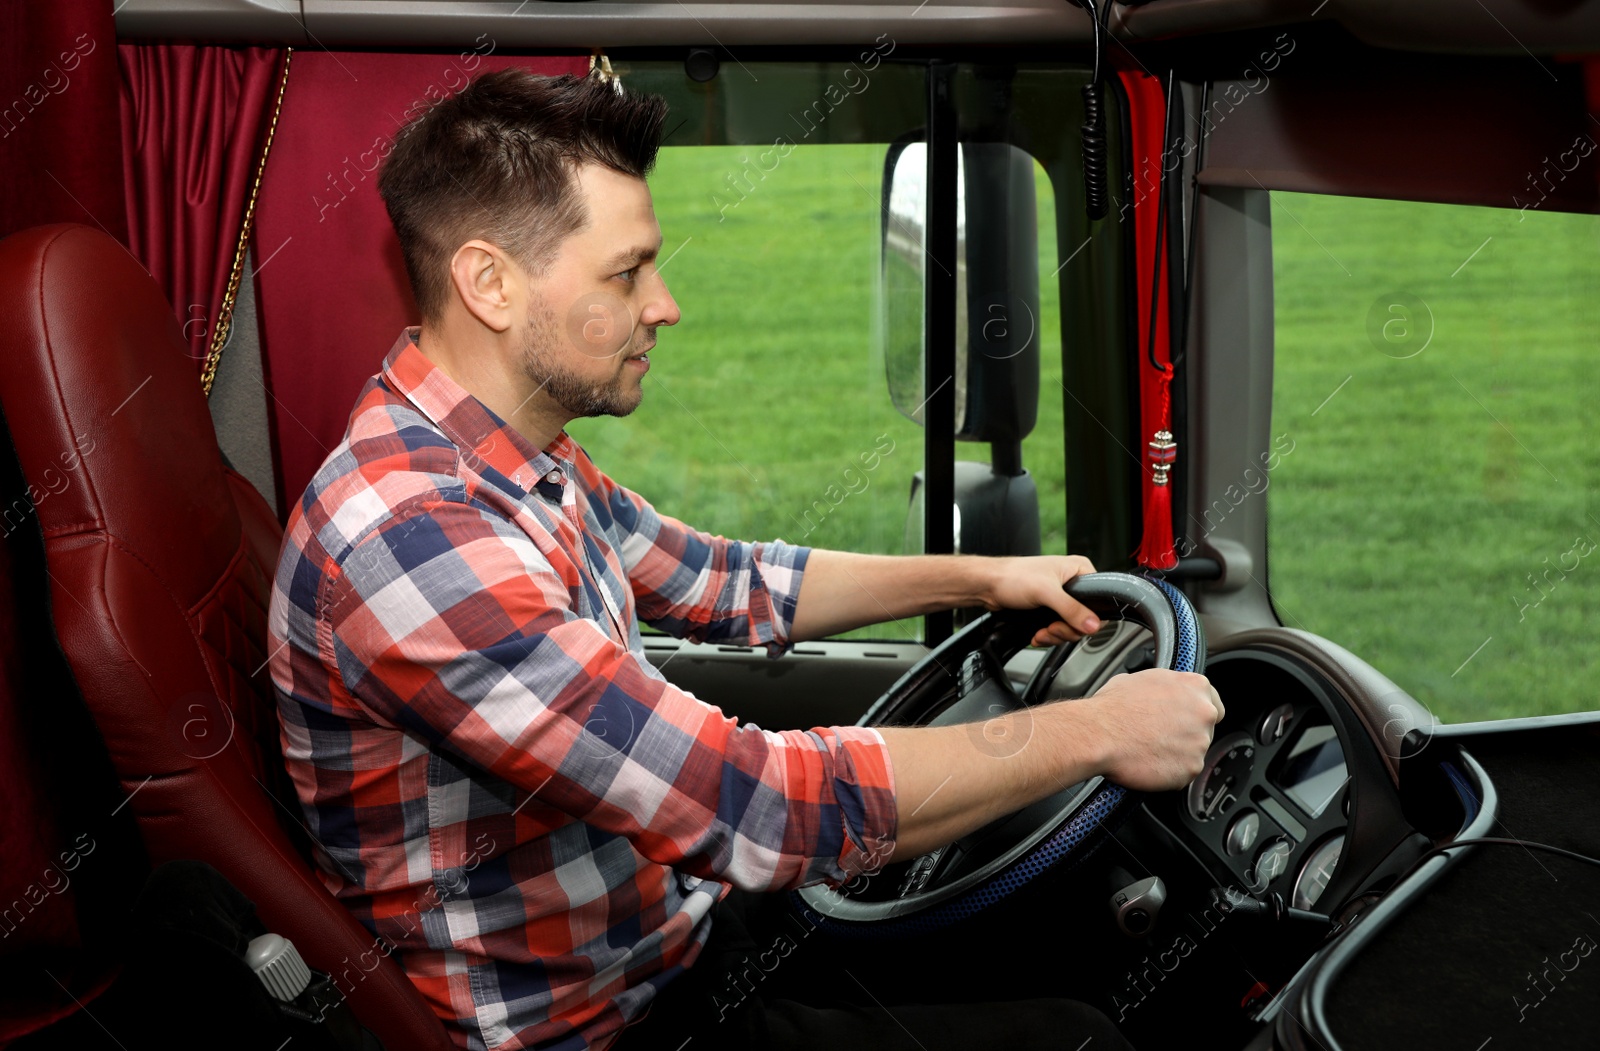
[200,47,294,398]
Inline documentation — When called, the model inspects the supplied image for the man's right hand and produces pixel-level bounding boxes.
[1074,670,1225,792]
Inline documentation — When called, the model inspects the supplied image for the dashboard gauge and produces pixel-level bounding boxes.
[1187,732,1255,821]
[1292,834,1345,911]
[1225,810,1261,857]
[1258,702,1295,746]
[1253,837,1294,888]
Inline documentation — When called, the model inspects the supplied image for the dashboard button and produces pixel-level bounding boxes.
[1258,703,1295,746]
[1225,810,1261,857]
[1252,838,1293,889]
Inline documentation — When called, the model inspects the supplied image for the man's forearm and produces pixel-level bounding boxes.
[788,550,995,641]
[787,549,1102,647]
[875,701,1106,858]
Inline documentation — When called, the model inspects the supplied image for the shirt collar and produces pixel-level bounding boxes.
[380,327,579,495]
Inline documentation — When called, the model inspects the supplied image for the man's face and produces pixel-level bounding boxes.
[517,163,680,422]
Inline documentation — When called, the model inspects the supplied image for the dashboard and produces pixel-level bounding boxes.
[1040,621,1435,931]
[969,617,1461,1051]
[801,613,1468,1050]
[885,616,1475,1051]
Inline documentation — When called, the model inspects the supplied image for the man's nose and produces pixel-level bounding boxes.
[642,269,680,328]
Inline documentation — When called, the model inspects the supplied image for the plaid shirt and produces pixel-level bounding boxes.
[268,329,898,1051]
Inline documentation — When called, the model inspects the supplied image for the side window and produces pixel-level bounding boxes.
[570,142,926,605]
[569,145,1065,641]
[1268,192,1600,721]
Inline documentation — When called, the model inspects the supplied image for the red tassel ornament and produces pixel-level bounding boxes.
[1120,66,1181,572]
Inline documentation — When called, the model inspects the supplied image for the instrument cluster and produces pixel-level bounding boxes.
[1177,652,1354,912]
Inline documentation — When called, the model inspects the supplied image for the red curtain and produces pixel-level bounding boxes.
[119,44,287,367]
[251,50,587,518]
[0,0,126,243]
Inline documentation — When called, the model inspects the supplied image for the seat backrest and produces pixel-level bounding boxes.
[0,442,134,1041]
[0,224,451,1050]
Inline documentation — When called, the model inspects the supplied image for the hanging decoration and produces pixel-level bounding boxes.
[1118,66,1181,571]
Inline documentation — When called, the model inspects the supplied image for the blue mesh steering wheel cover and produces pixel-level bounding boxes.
[1147,574,1202,677]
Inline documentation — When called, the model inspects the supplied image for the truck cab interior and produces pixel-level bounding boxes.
[2,2,1598,1049]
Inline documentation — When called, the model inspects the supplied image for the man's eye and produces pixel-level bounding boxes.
[616,266,639,283]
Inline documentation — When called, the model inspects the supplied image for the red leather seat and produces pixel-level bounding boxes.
[0,223,452,1050]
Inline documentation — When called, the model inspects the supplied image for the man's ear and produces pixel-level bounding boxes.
[447,239,518,332]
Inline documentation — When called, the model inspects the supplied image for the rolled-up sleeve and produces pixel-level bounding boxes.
[325,494,897,891]
[598,473,809,658]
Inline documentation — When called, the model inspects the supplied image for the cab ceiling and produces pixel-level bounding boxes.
[112,0,1600,52]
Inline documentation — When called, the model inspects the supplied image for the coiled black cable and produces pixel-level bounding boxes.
[1073,0,1109,220]
[1080,83,1108,220]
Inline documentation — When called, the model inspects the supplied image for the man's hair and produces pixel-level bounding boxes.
[379,69,668,321]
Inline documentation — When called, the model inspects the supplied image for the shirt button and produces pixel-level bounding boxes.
[545,469,563,485]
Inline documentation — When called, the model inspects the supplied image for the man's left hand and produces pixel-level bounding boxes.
[978,555,1102,647]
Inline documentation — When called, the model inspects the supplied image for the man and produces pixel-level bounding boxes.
[267,68,1222,1051]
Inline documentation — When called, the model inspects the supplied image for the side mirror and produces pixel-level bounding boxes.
[881,140,1041,445]
[885,139,1044,562]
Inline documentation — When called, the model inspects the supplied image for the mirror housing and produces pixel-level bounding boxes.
[905,462,1042,559]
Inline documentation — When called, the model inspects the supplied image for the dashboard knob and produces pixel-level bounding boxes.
[1258,702,1295,745]
[1225,810,1261,856]
[1108,874,1167,938]
[1252,838,1294,889]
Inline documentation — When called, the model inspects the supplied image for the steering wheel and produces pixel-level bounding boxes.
[791,571,1204,937]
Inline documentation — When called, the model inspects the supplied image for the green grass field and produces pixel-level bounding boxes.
[1267,192,1599,722]
[571,144,1598,721]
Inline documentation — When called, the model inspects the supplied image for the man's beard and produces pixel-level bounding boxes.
[519,297,644,420]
